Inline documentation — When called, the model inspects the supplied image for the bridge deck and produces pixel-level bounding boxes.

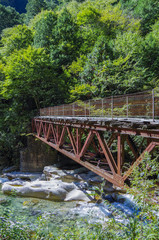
[37,116,159,128]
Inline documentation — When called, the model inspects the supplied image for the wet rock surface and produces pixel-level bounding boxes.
[0,164,142,230]
[43,165,105,185]
[2,179,91,202]
[1,165,130,205]
[3,172,42,181]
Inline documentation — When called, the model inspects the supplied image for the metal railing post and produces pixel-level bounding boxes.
[126,96,129,118]
[63,105,64,116]
[73,103,75,117]
[111,96,113,119]
[102,99,104,117]
[152,89,155,121]
[89,100,91,117]
[85,103,87,117]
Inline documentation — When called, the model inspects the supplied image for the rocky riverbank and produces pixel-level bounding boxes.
[1,165,116,202]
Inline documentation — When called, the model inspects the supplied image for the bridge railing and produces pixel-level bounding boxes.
[39,89,159,120]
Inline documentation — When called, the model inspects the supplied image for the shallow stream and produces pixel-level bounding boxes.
[0,174,137,235]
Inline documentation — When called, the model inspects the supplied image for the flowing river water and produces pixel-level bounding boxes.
[0,171,137,235]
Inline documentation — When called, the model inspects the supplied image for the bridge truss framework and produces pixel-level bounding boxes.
[32,117,159,187]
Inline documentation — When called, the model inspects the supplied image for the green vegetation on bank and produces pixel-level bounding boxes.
[0,0,159,166]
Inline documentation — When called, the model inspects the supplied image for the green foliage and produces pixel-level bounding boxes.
[25,0,47,23]
[127,152,159,213]
[120,0,159,35]
[0,24,33,56]
[50,8,81,67]
[141,20,159,85]
[31,10,57,50]
[1,46,61,108]
[70,84,97,101]
[0,4,22,34]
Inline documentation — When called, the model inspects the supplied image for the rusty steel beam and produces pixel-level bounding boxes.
[108,133,116,147]
[95,131,117,175]
[79,130,95,158]
[126,135,139,159]
[117,134,125,174]
[76,128,81,155]
[66,127,77,154]
[58,126,66,148]
[51,124,57,144]
[56,125,60,144]
[32,118,159,187]
[33,133,124,187]
[123,142,156,180]
[34,118,159,139]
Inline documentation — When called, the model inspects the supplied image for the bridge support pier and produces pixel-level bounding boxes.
[20,136,57,172]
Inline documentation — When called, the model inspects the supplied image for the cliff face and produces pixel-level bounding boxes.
[1,0,28,13]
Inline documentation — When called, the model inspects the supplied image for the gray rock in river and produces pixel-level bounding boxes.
[2,179,91,202]
[3,172,42,181]
[43,165,103,184]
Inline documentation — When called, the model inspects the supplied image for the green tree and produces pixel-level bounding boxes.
[0,24,33,56]
[50,8,81,67]
[25,0,47,23]
[141,20,159,86]
[31,10,57,50]
[45,0,59,10]
[1,46,63,109]
[120,0,159,35]
[0,4,22,34]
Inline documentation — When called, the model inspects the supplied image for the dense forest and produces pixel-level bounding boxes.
[0,0,159,167]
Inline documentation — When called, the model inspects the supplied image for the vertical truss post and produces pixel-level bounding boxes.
[56,125,60,144]
[44,122,47,139]
[76,128,81,155]
[117,134,124,174]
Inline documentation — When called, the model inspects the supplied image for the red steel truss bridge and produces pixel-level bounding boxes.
[32,90,159,187]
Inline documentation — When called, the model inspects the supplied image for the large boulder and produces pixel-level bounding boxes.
[2,179,90,202]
